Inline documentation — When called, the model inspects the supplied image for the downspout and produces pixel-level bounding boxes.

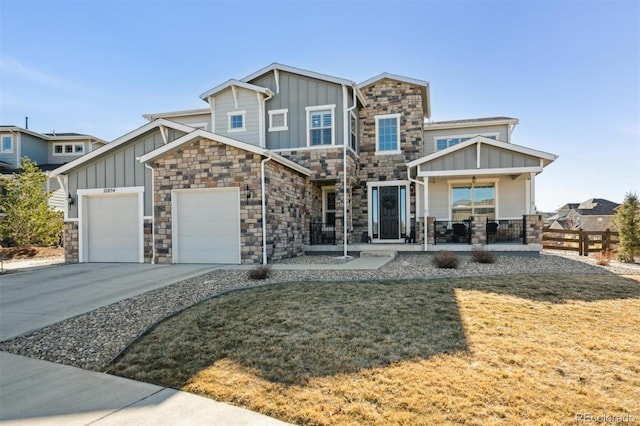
[143,162,156,264]
[407,165,427,251]
[259,90,274,148]
[261,155,273,265]
[342,84,357,257]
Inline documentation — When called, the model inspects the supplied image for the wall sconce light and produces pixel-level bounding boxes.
[363,184,368,193]
[67,193,75,205]
[410,182,415,195]
[245,184,251,200]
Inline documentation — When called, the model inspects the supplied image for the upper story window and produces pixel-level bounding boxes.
[1,135,13,153]
[268,109,288,132]
[306,104,335,146]
[53,143,84,156]
[350,112,358,151]
[375,113,401,155]
[227,111,246,132]
[435,134,497,151]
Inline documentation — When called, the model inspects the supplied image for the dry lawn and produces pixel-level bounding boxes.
[108,274,640,425]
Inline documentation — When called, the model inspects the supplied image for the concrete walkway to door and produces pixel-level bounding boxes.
[0,263,223,340]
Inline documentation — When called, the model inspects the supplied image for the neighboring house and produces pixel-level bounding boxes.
[51,63,558,265]
[0,125,107,211]
[546,198,620,232]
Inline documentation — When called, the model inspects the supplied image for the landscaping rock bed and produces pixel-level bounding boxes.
[0,252,637,372]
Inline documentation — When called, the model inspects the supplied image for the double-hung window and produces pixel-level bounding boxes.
[375,113,401,155]
[227,111,246,132]
[1,135,13,153]
[306,105,335,146]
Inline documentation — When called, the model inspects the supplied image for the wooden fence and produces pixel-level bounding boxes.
[542,228,619,256]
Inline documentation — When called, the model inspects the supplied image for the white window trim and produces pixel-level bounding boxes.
[434,132,499,151]
[350,111,358,151]
[306,104,336,147]
[1,135,14,153]
[375,113,401,155]
[322,185,337,226]
[447,178,499,221]
[268,109,288,132]
[53,142,85,156]
[227,110,246,133]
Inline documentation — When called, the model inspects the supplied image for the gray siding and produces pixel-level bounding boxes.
[162,113,211,130]
[423,124,509,155]
[213,87,260,146]
[66,129,186,218]
[20,134,48,166]
[252,71,347,150]
[420,144,539,173]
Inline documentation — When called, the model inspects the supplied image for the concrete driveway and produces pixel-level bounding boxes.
[0,263,223,340]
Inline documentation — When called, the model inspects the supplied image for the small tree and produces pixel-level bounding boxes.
[613,192,640,263]
[0,158,63,247]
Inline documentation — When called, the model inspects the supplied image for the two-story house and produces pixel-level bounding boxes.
[0,125,107,210]
[51,63,557,264]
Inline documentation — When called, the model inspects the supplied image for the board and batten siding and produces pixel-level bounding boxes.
[66,128,186,218]
[419,144,539,173]
[423,124,509,156]
[251,71,347,150]
[213,87,260,146]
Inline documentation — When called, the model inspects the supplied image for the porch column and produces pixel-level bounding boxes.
[526,172,536,214]
[423,177,429,251]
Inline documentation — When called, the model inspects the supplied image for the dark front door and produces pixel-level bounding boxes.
[379,186,399,239]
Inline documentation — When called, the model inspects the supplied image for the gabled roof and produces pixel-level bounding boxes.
[199,79,273,101]
[142,108,211,121]
[242,63,356,87]
[51,119,195,175]
[357,72,431,119]
[424,117,519,130]
[408,135,558,169]
[577,198,620,215]
[139,129,311,177]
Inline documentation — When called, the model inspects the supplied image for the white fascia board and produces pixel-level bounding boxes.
[142,108,211,121]
[51,119,195,175]
[358,72,429,90]
[407,136,557,169]
[241,63,355,87]
[424,118,519,130]
[139,129,311,177]
[0,126,48,140]
[416,166,544,178]
[199,79,272,100]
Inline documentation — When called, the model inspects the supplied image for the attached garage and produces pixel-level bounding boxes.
[172,188,241,264]
[79,187,144,263]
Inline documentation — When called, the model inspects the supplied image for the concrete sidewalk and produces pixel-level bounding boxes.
[224,251,397,271]
[0,352,291,425]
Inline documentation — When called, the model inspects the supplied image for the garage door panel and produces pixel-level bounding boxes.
[175,189,240,264]
[86,194,139,262]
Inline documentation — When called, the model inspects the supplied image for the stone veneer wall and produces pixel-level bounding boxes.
[354,79,425,243]
[525,214,543,244]
[152,138,263,264]
[264,160,308,261]
[63,221,79,263]
[279,147,358,244]
[143,219,153,262]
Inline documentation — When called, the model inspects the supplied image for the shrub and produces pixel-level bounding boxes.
[432,251,459,269]
[471,246,497,264]
[613,192,640,263]
[248,264,272,280]
[595,249,614,266]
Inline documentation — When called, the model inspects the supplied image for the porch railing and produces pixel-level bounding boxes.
[310,220,337,245]
[486,217,526,244]
[433,219,472,245]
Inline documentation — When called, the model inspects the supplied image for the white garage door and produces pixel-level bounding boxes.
[86,194,140,262]
[174,188,241,264]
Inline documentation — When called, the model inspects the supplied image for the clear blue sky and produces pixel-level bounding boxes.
[1,0,638,212]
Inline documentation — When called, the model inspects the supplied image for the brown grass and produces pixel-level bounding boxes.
[108,274,640,425]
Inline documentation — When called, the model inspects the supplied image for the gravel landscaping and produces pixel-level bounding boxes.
[0,251,638,372]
